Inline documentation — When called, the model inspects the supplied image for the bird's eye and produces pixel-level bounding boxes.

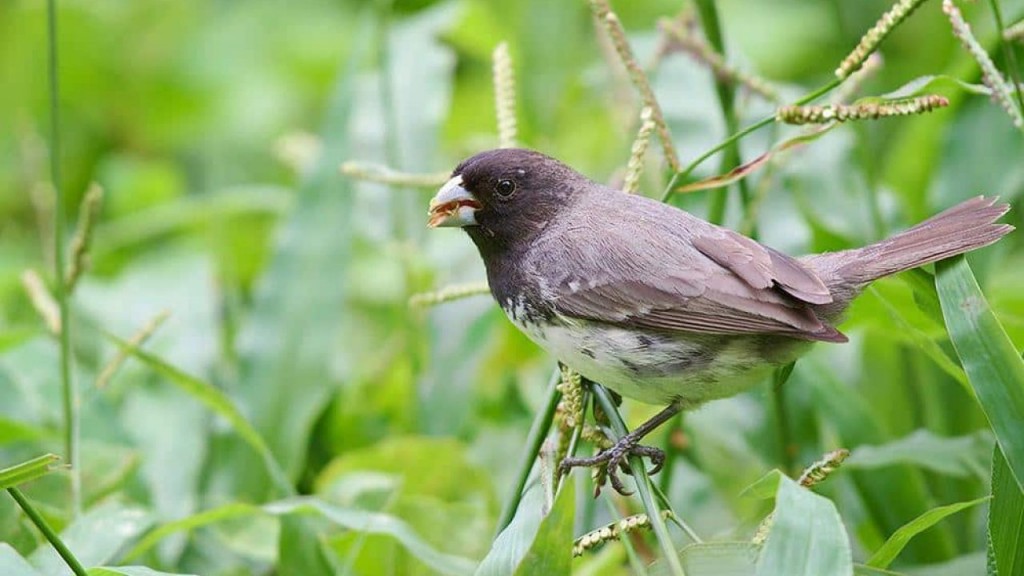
[495,179,516,198]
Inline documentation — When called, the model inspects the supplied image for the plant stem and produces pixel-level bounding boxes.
[661,78,842,201]
[493,370,561,537]
[8,488,88,576]
[694,0,751,227]
[46,0,80,515]
[773,363,797,476]
[657,412,683,494]
[592,386,685,576]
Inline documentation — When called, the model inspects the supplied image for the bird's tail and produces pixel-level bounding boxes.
[808,196,1013,288]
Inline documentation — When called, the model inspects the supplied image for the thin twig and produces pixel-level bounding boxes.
[408,281,490,308]
[21,269,61,334]
[659,16,780,102]
[97,310,171,388]
[340,161,449,187]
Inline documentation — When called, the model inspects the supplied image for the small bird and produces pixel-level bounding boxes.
[427,148,1012,494]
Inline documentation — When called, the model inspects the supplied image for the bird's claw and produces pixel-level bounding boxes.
[559,435,667,496]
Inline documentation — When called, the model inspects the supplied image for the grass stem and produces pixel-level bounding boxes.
[8,487,88,576]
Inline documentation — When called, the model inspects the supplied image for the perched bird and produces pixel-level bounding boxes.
[428,148,1012,494]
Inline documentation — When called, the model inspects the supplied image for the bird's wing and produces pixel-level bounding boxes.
[532,196,846,343]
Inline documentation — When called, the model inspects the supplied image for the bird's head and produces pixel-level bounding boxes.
[428,148,586,253]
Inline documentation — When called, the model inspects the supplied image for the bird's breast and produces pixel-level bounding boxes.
[498,296,786,406]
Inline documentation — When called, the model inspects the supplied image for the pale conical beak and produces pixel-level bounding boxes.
[428,175,482,228]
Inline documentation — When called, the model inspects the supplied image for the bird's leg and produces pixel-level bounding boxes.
[559,400,683,495]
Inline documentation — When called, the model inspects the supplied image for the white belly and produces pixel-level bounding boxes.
[504,301,778,406]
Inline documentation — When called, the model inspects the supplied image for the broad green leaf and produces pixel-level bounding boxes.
[88,568,198,576]
[903,552,987,575]
[513,481,574,576]
[123,503,259,562]
[988,446,1024,576]
[30,501,152,576]
[677,542,758,575]
[104,333,293,496]
[228,12,371,499]
[0,454,60,490]
[845,429,991,479]
[0,544,40,576]
[854,565,905,576]
[278,515,334,576]
[93,186,291,260]
[268,497,476,576]
[867,497,989,568]
[475,482,547,576]
[936,256,1024,491]
[755,475,853,576]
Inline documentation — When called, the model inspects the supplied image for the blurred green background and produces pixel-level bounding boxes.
[1,0,1023,574]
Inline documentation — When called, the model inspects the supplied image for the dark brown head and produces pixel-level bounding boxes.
[428,148,588,255]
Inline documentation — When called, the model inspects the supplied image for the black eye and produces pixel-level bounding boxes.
[495,179,516,198]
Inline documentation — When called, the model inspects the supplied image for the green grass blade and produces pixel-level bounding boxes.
[267,497,477,576]
[678,542,758,575]
[0,454,60,489]
[989,446,1024,576]
[844,429,991,479]
[755,475,853,576]
[867,496,989,568]
[88,568,199,576]
[0,543,42,576]
[512,480,574,576]
[104,333,293,496]
[936,256,1024,491]
[122,503,259,562]
[229,12,371,497]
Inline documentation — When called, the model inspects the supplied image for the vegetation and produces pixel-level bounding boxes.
[1,0,1022,574]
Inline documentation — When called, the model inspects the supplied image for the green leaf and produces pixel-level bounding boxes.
[936,256,1024,491]
[755,475,853,576]
[0,544,41,576]
[104,332,293,496]
[278,515,334,576]
[513,481,574,576]
[227,11,371,499]
[475,482,547,576]
[845,429,992,479]
[678,542,758,575]
[88,568,198,576]
[866,497,989,568]
[122,503,260,562]
[268,497,476,576]
[854,565,906,576]
[0,454,60,490]
[29,501,152,576]
[988,446,1024,576]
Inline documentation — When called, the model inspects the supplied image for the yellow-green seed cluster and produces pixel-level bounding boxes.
[776,95,948,125]
[492,42,518,148]
[835,0,932,79]
[572,511,673,557]
[799,448,850,487]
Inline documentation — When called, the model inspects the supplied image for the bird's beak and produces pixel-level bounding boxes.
[428,175,481,228]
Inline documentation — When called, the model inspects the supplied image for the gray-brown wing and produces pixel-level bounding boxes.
[532,198,846,343]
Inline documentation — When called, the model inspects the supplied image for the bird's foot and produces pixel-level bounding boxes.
[559,431,666,496]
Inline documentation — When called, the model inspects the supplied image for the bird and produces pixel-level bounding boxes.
[427,147,1013,494]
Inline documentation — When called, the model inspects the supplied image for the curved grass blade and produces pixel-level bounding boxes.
[103,332,294,496]
[0,454,60,490]
[866,496,989,568]
[936,256,1024,491]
